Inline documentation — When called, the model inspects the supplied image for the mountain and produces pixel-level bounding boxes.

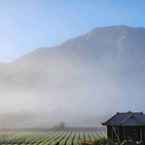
[0,25,145,128]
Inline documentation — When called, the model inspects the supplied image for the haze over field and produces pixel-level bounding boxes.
[0,0,145,129]
[0,26,145,128]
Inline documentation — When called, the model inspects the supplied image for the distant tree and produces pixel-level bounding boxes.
[51,122,66,130]
[58,122,65,129]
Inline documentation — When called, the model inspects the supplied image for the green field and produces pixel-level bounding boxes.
[0,131,106,145]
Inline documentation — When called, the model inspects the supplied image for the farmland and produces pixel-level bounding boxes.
[0,130,106,145]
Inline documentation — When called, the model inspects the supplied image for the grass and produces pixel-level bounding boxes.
[92,138,129,145]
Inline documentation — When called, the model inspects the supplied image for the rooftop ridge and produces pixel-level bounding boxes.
[116,111,144,114]
[102,112,145,126]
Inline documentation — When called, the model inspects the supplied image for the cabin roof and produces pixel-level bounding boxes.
[102,112,145,126]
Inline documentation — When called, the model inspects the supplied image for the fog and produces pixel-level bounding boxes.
[0,26,145,129]
[0,62,119,128]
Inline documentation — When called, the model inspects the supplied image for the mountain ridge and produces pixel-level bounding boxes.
[8,25,144,63]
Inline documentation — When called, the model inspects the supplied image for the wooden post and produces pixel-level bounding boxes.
[111,126,113,140]
[123,127,126,140]
[140,127,142,141]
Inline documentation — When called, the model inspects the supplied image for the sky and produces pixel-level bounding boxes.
[0,0,145,62]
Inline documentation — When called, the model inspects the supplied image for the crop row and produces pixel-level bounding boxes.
[0,131,106,145]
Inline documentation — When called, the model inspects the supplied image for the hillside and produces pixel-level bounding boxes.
[0,25,145,128]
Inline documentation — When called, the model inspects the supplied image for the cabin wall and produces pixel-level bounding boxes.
[107,126,121,141]
[107,126,145,143]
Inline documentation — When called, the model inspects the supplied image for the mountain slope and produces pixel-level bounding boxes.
[0,25,145,128]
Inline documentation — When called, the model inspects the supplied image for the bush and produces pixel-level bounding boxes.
[93,138,117,145]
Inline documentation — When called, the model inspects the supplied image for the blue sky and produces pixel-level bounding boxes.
[0,0,145,62]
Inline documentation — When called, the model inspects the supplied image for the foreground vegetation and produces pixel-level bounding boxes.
[0,131,106,145]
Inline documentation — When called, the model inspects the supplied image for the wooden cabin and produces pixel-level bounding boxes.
[102,112,145,144]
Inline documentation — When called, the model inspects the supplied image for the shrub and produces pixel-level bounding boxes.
[93,138,118,145]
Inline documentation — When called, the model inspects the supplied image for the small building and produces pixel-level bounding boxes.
[102,112,145,144]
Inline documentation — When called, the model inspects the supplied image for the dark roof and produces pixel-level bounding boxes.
[102,112,145,126]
